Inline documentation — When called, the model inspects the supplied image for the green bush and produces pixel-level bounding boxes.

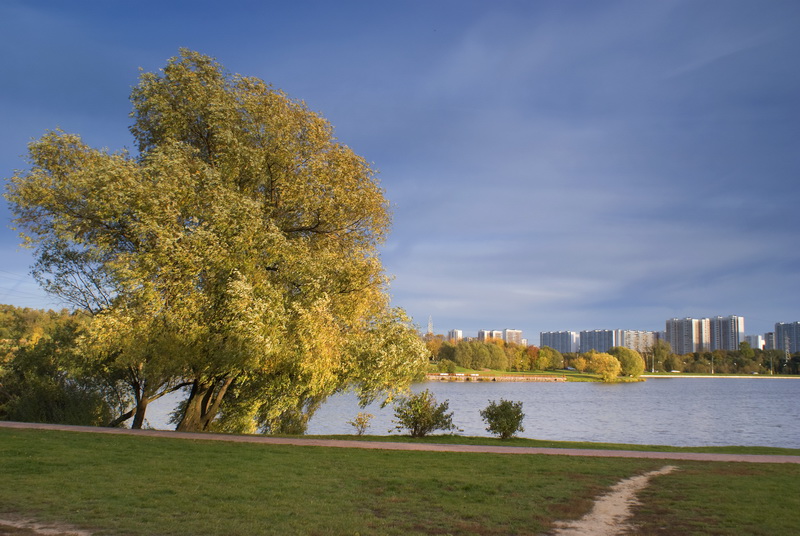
[0,320,115,426]
[437,359,457,374]
[392,389,458,437]
[480,399,525,440]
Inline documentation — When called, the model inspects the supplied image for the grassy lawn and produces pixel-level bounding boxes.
[429,366,599,382]
[632,463,800,535]
[1,428,799,535]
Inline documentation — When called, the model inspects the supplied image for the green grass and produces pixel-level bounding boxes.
[1,428,799,535]
[429,365,600,382]
[632,463,800,535]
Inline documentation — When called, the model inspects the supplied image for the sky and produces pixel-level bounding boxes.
[1,1,798,339]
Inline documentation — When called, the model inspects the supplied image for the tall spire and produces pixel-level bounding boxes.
[427,315,433,335]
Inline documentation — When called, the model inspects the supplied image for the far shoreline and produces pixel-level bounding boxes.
[641,374,800,379]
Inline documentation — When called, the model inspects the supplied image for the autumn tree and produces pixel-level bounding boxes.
[524,345,539,370]
[504,344,525,371]
[585,351,622,382]
[608,346,645,377]
[647,340,673,373]
[437,341,456,364]
[5,50,426,432]
[538,346,564,371]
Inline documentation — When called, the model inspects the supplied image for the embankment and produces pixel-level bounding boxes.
[426,373,566,382]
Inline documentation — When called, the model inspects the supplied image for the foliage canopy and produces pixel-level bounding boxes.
[608,346,645,377]
[5,50,426,432]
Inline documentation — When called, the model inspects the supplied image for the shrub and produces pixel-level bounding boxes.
[392,389,458,437]
[480,399,525,440]
[438,359,457,374]
[347,412,374,435]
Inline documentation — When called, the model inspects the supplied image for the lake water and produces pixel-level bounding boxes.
[146,377,800,449]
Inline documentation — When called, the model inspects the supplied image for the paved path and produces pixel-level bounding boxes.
[2,421,799,464]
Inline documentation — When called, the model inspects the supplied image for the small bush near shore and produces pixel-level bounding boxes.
[347,412,374,435]
[480,399,525,440]
[392,389,458,437]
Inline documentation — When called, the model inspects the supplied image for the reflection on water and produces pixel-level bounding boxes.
[147,378,800,448]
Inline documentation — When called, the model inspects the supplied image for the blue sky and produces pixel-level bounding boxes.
[1,1,798,338]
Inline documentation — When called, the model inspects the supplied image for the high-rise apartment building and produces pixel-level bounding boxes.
[539,331,578,354]
[477,330,503,342]
[579,330,616,353]
[503,329,523,346]
[666,318,708,355]
[765,332,776,351]
[775,322,800,355]
[615,330,657,353]
[709,315,745,351]
[745,334,765,350]
[666,315,744,354]
[447,329,463,343]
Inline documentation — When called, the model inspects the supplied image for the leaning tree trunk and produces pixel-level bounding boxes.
[131,397,150,429]
[176,376,234,432]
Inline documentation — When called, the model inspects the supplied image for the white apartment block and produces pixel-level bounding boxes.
[614,330,657,353]
[478,329,503,341]
[447,329,463,343]
[745,334,765,350]
[503,329,523,345]
[666,315,744,355]
[710,315,745,352]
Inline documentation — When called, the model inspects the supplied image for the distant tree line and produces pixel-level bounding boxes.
[425,333,800,380]
[426,336,566,373]
[630,340,797,375]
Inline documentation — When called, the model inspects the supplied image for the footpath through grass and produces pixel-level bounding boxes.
[312,433,800,456]
[1,428,799,535]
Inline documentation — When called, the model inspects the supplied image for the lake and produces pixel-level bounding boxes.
[146,377,800,449]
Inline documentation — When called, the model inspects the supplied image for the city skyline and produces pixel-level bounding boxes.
[437,314,796,341]
[442,314,799,354]
[1,2,798,336]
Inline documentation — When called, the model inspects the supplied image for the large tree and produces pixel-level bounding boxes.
[5,49,426,431]
[608,346,645,377]
[585,351,622,382]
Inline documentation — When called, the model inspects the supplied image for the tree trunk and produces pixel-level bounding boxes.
[106,408,135,428]
[176,376,234,432]
[131,397,149,429]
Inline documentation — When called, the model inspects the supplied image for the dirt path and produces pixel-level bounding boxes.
[1,421,799,464]
[550,465,678,535]
[0,517,90,536]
